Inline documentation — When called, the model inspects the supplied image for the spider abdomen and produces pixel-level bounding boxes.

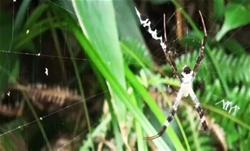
[180,82,193,97]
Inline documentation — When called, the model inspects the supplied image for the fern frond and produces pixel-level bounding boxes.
[210,49,250,84]
[10,83,82,112]
[200,81,250,150]
[171,48,250,85]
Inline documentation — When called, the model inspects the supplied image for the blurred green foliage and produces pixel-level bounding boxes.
[0,0,249,150]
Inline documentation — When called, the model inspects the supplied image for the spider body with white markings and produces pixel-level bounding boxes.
[135,8,208,140]
[180,66,193,96]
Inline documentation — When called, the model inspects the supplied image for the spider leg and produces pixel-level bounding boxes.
[165,50,181,82]
[145,90,183,140]
[189,89,208,131]
[135,8,181,82]
[163,14,182,82]
[193,11,207,77]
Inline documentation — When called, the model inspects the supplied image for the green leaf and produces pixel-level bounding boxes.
[225,3,250,28]
[0,11,12,50]
[213,0,225,19]
[114,1,143,42]
[179,31,201,49]
[228,0,250,5]
[216,2,250,41]
[149,0,171,4]
[14,0,31,33]
[25,4,48,27]
[71,1,126,150]
[72,1,125,86]
[121,39,154,68]
[223,38,246,55]
[0,11,20,92]
[114,0,154,68]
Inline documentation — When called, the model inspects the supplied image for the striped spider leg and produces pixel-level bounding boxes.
[135,8,208,140]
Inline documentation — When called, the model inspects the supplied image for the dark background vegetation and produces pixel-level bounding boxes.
[0,0,249,150]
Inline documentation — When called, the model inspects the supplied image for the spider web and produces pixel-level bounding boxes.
[0,1,246,151]
[0,1,108,150]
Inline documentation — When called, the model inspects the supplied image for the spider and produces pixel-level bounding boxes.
[135,8,208,140]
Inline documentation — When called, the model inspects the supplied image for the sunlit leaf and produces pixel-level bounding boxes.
[216,2,250,41]
[213,0,225,19]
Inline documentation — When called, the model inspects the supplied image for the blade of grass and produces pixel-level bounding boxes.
[14,0,31,33]
[70,0,126,149]
[68,7,170,151]
[125,65,185,150]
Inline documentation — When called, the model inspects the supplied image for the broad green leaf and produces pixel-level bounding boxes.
[213,0,225,19]
[216,2,250,41]
[114,1,154,68]
[114,1,143,42]
[228,0,250,5]
[224,2,250,29]
[179,31,201,49]
[70,1,126,150]
[72,1,125,86]
[121,39,153,68]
